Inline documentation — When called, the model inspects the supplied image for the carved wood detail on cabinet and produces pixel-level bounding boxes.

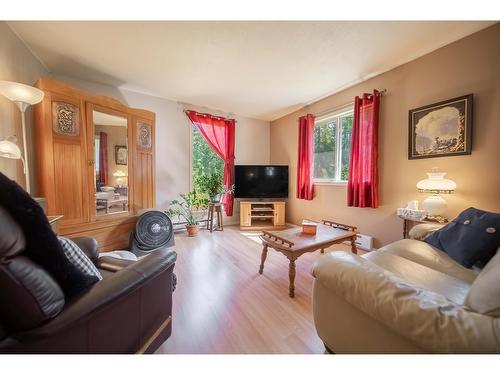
[52,101,80,136]
[35,77,156,250]
[137,122,152,150]
[132,116,155,211]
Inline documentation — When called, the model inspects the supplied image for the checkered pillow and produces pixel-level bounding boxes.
[58,237,103,281]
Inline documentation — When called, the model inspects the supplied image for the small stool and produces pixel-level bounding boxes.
[206,203,223,232]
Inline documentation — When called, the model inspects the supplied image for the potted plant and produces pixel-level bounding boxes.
[165,190,208,236]
[195,170,234,204]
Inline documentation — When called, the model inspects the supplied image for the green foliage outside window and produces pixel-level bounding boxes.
[192,125,225,200]
[313,113,353,181]
[313,119,337,179]
[340,115,353,181]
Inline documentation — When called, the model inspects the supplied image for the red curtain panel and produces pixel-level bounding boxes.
[99,131,108,186]
[347,90,380,208]
[185,110,236,216]
[296,114,315,200]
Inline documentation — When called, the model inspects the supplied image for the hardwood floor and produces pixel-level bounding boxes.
[156,225,354,354]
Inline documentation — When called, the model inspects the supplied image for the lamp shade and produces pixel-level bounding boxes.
[417,171,456,194]
[113,170,128,177]
[0,139,22,159]
[0,80,44,105]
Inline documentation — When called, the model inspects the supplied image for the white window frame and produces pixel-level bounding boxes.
[313,106,354,185]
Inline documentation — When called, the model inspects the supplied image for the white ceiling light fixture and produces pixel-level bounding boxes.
[0,80,45,194]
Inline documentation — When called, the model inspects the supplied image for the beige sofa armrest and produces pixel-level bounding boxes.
[311,251,500,353]
[408,223,445,240]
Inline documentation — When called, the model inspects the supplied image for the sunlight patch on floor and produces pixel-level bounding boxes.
[238,231,263,244]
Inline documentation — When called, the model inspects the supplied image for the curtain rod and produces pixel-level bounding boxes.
[183,109,236,121]
[312,88,387,119]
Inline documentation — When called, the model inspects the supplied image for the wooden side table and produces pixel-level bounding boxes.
[206,203,223,232]
[398,215,447,239]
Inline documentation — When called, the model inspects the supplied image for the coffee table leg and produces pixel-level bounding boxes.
[259,244,268,274]
[288,258,296,298]
[350,236,358,254]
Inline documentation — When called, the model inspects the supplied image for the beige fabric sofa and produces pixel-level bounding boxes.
[311,223,500,353]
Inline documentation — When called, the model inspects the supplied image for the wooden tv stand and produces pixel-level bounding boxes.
[240,201,286,231]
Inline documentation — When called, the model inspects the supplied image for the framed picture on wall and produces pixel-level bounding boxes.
[115,145,128,165]
[408,94,473,159]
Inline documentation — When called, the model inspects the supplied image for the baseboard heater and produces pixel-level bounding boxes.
[344,233,373,251]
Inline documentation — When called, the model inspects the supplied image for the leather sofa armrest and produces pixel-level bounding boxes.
[408,223,444,241]
[311,251,500,353]
[97,256,136,272]
[71,237,99,264]
[14,248,177,342]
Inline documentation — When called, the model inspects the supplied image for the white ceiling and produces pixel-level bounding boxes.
[8,21,495,121]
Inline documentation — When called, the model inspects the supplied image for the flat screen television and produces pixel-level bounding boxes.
[234,165,288,199]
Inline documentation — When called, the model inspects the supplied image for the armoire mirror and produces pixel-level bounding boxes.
[93,110,129,217]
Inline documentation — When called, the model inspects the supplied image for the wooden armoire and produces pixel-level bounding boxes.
[34,77,156,251]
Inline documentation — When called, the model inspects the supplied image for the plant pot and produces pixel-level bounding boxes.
[186,224,199,237]
[210,193,222,204]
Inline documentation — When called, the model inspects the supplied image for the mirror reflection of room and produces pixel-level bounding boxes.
[93,110,129,216]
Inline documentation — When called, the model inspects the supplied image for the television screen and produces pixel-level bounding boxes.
[234,165,288,199]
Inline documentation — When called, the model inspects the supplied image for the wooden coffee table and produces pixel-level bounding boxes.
[258,220,358,297]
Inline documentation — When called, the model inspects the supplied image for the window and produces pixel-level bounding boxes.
[191,125,224,186]
[313,107,353,183]
[94,135,100,174]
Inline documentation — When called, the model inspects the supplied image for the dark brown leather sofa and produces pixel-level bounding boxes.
[0,208,177,354]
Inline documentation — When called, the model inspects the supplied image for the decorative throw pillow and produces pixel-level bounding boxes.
[58,237,103,281]
[0,172,99,296]
[425,207,500,268]
[465,248,500,316]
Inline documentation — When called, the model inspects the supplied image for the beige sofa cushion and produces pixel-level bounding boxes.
[465,249,500,317]
[379,239,478,284]
[364,251,470,305]
[408,223,444,241]
[312,251,500,353]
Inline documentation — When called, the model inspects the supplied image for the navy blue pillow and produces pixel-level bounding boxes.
[425,207,500,268]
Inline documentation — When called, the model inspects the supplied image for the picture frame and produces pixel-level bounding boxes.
[115,145,128,165]
[408,94,473,160]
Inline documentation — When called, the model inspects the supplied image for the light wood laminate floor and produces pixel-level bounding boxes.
[156,225,355,354]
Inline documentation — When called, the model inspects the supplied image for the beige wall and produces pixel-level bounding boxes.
[270,24,500,248]
[0,22,47,185]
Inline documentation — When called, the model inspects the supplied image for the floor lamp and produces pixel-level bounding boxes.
[0,137,25,171]
[0,80,44,194]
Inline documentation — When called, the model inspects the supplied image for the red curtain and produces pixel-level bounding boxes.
[185,110,236,216]
[347,90,380,208]
[99,131,108,186]
[297,114,315,200]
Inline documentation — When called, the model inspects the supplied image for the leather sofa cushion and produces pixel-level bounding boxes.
[425,207,500,268]
[312,251,500,353]
[465,249,500,317]
[379,239,478,284]
[363,251,470,305]
[0,207,25,258]
[408,223,444,241]
[0,172,99,297]
[0,256,65,333]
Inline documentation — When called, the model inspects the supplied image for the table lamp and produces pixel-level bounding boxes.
[417,169,456,219]
[0,80,45,194]
[113,170,128,187]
